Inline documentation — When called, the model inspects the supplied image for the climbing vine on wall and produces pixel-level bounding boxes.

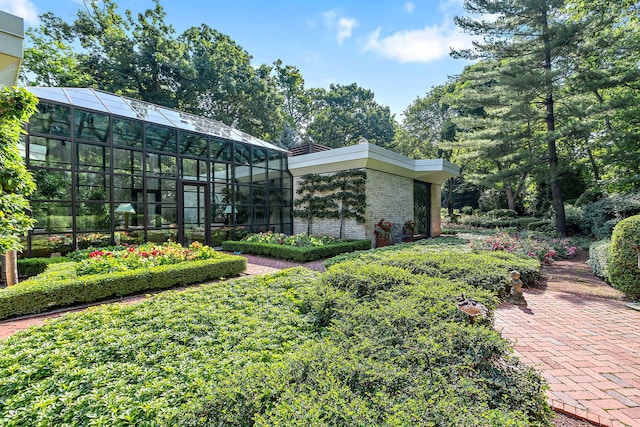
[293,170,367,237]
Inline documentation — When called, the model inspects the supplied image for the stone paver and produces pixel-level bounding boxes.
[496,291,640,427]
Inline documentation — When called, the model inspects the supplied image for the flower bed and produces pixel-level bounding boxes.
[223,232,371,261]
[468,232,578,265]
[0,243,245,320]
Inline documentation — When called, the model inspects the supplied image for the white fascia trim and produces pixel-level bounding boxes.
[288,143,460,184]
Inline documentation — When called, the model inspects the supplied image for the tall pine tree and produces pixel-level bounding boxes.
[453,0,582,234]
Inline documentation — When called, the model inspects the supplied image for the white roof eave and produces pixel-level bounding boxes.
[288,143,459,184]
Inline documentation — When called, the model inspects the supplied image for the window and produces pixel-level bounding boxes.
[75,110,110,142]
[179,132,208,157]
[146,125,176,153]
[113,118,143,148]
[113,148,144,175]
[29,103,71,136]
[28,137,71,169]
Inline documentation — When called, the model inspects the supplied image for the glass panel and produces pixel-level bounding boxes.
[29,103,71,136]
[210,138,232,161]
[113,175,143,201]
[146,228,178,244]
[28,137,71,169]
[212,162,231,182]
[114,201,143,230]
[77,232,112,249]
[251,166,268,183]
[113,148,144,175]
[236,185,250,205]
[146,178,176,202]
[253,205,268,226]
[181,158,208,181]
[414,181,430,235]
[76,172,110,201]
[179,132,208,157]
[31,201,73,232]
[77,143,110,172]
[31,233,73,257]
[146,204,177,229]
[113,118,143,148]
[76,202,111,231]
[269,150,283,170]
[267,169,282,181]
[146,125,176,153]
[235,163,251,183]
[146,153,177,176]
[183,184,208,245]
[234,144,251,165]
[31,169,72,200]
[75,110,110,142]
[252,147,267,166]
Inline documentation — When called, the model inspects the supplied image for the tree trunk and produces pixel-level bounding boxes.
[5,251,18,286]
[447,177,454,216]
[505,185,516,211]
[542,6,566,236]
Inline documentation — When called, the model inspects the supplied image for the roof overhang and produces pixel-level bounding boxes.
[288,143,459,184]
[0,11,24,87]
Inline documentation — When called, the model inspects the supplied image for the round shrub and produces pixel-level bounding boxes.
[588,239,611,282]
[322,261,418,298]
[609,215,640,300]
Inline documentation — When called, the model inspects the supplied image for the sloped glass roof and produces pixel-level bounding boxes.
[26,87,289,153]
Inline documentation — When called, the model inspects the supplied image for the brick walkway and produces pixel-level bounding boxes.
[496,292,640,427]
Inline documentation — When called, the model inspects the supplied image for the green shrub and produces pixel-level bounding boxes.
[564,204,586,236]
[222,239,371,262]
[0,255,246,320]
[588,239,611,282]
[321,262,419,298]
[609,215,640,299]
[17,256,68,278]
[487,208,518,219]
[527,219,553,232]
[463,215,538,229]
[581,191,640,239]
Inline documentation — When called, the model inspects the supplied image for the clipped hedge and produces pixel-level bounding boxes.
[0,255,246,320]
[588,239,611,282]
[17,256,69,278]
[222,239,371,262]
[609,215,640,299]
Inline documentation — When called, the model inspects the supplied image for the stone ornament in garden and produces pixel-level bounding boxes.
[508,270,527,306]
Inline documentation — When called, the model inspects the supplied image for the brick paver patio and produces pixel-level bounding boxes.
[496,291,640,427]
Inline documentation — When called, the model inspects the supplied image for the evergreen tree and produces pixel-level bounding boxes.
[453,0,582,234]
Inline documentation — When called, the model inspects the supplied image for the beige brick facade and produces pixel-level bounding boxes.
[293,169,442,244]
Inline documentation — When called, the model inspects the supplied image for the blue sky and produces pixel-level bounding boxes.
[3,0,476,119]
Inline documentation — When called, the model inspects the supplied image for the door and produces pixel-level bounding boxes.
[414,181,431,236]
[181,182,209,245]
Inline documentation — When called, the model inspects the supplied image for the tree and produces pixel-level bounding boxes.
[453,0,594,235]
[306,83,395,148]
[0,87,38,285]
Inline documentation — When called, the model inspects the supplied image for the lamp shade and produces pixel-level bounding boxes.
[115,203,136,214]
[223,205,237,214]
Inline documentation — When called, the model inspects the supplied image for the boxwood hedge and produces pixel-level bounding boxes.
[0,255,246,320]
[222,239,371,262]
[16,256,69,278]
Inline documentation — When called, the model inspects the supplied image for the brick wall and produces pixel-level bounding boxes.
[293,169,417,244]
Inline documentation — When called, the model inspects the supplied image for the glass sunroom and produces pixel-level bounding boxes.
[20,87,292,257]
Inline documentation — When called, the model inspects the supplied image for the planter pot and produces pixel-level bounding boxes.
[376,237,391,248]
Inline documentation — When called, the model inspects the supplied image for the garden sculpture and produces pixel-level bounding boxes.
[456,294,487,324]
[507,270,527,306]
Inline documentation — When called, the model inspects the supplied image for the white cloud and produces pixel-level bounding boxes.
[439,0,464,12]
[336,17,358,44]
[0,0,38,25]
[322,9,358,45]
[362,21,475,63]
[405,2,415,13]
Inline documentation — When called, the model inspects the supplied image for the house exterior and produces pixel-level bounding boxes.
[0,10,23,87]
[288,142,459,246]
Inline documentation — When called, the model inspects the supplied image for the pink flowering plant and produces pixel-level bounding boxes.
[374,218,393,241]
[75,241,220,276]
[469,232,577,265]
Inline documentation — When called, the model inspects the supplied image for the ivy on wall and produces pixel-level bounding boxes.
[293,170,367,237]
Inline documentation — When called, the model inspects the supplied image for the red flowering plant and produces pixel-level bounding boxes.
[403,219,416,235]
[75,241,220,276]
[374,218,393,241]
